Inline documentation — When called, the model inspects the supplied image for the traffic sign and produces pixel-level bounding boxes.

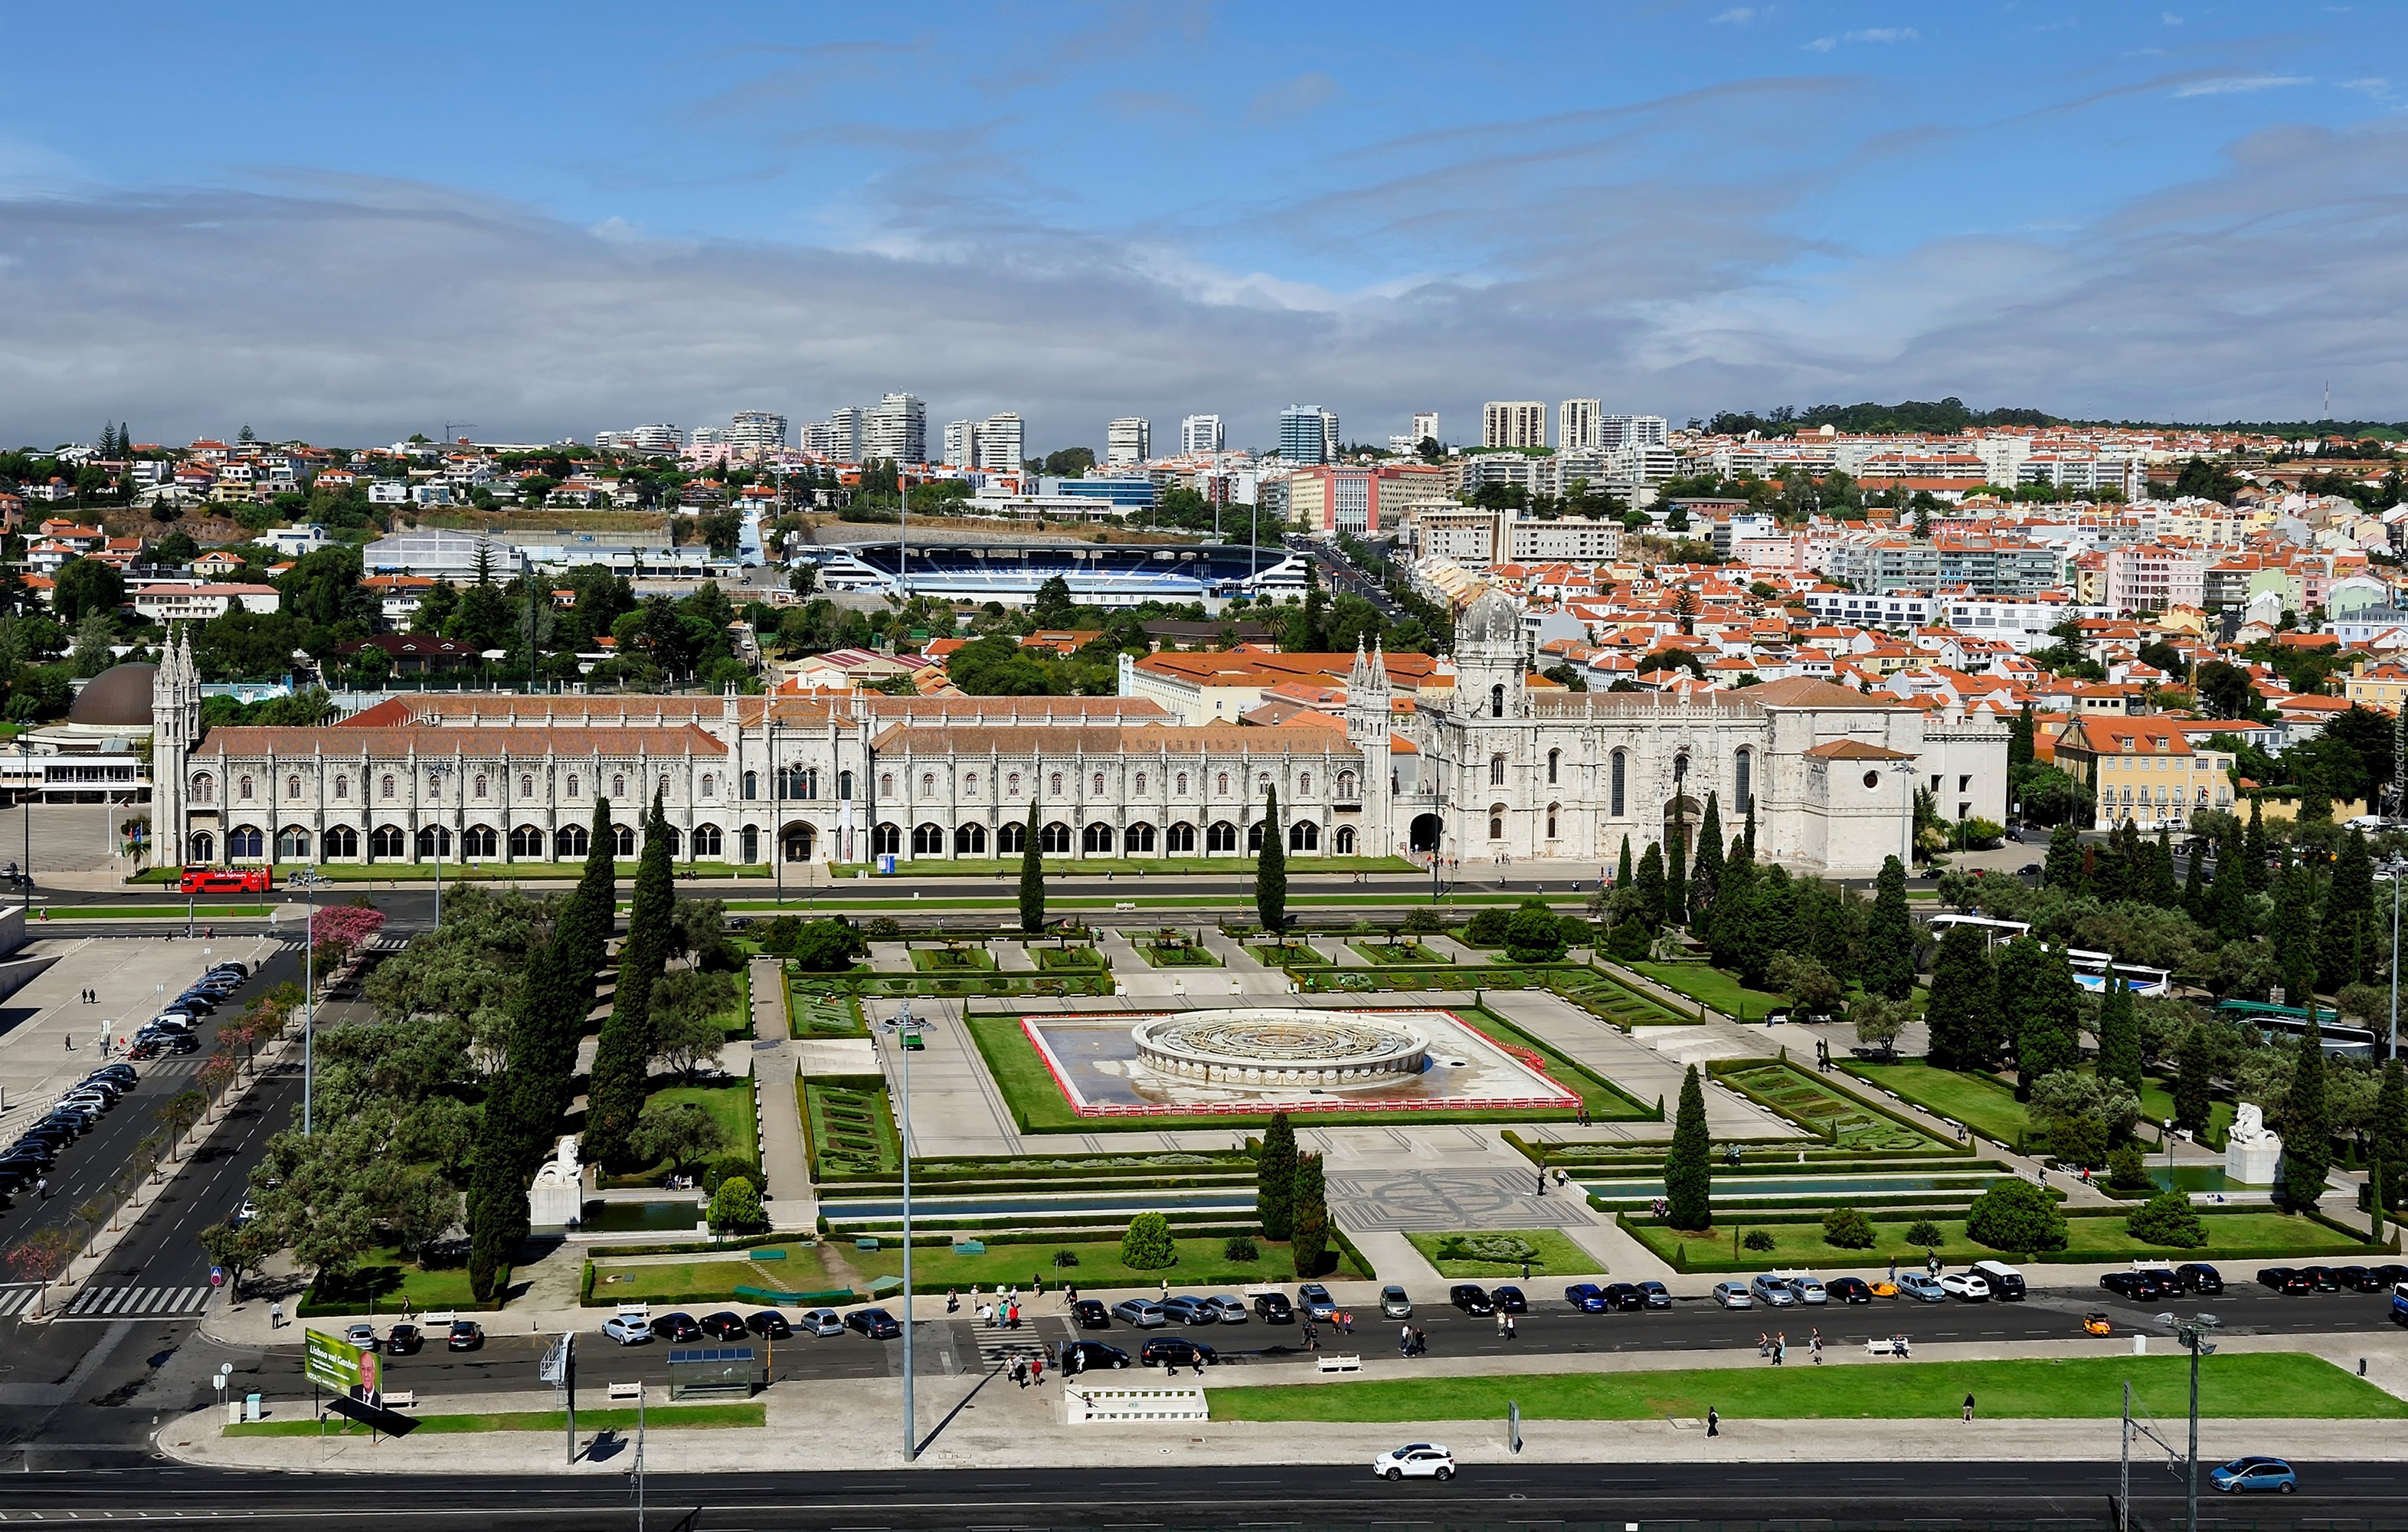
[209,1266,225,1288]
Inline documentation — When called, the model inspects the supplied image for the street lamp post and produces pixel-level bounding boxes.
[884,1000,924,1462]
[424,763,453,927]
[2385,854,2404,1062]
[770,718,783,909]
[2156,1311,2221,1532]
[289,867,332,1135]
[18,736,32,910]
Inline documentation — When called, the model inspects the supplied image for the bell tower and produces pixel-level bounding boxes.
[1454,590,1526,722]
[149,627,198,867]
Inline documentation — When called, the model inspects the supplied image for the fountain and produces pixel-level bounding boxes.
[1130,1010,1430,1094]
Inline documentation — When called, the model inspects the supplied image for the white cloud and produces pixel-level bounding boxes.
[2173,76,2311,97]
[2161,11,2183,24]
[1710,7,1756,22]
[1846,28,1919,44]
[1802,36,1835,53]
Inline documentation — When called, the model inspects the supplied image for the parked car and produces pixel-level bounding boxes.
[1938,1271,1993,1301]
[653,1311,704,1343]
[1563,1283,1608,1314]
[1203,1295,1250,1324]
[602,1314,653,1345]
[1072,1298,1111,1328]
[385,1324,422,1355]
[447,1321,484,1351]
[1785,1274,1828,1305]
[1161,1295,1217,1326]
[2102,1270,2168,1300]
[1111,1298,1167,1328]
[1898,1273,1947,1303]
[1060,1340,1130,1372]
[697,1311,748,1340]
[1372,1443,1456,1481]
[1297,1282,1338,1319]
[1971,1260,2026,1299]
[2298,1265,2341,1292]
[2368,1263,2408,1288]
[1600,1282,1644,1311]
[343,1323,381,1353]
[1252,1291,1294,1324]
[745,1311,792,1339]
[1748,1273,1798,1307]
[1638,1281,1672,1308]
[1710,1282,1754,1309]
[1448,1285,1494,1314]
[797,1308,846,1337]
[1827,1277,1873,1304]
[2174,1262,2224,1295]
[1140,1336,1217,1369]
[2334,1265,2383,1293]
[1490,1285,1527,1314]
[1379,1285,1412,1318]
[844,1308,901,1339]
[2135,1266,2180,1294]
[2256,1267,2311,1295]
[2210,1456,2297,1494]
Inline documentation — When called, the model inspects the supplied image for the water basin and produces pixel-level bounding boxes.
[1585,1174,2000,1199]
[2148,1165,2264,1193]
[581,1199,704,1232]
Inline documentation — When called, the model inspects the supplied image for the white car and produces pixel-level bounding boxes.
[601,1314,653,1345]
[1938,1271,1992,1301]
[1747,1273,1796,1307]
[1373,1442,1456,1481]
[798,1308,847,1337]
[1710,1281,1754,1309]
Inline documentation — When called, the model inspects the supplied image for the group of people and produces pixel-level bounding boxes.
[1397,1324,1431,1357]
[1755,1329,1823,1365]
[1008,1354,1045,1388]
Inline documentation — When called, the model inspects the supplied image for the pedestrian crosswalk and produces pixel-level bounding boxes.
[0,1285,39,1318]
[969,1307,1051,1365]
[51,1284,213,1321]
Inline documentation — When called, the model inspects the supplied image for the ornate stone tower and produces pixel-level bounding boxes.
[1454,589,1526,722]
[148,627,200,866]
[1343,638,1395,854]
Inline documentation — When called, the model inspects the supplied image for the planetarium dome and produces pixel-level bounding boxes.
[67,663,157,728]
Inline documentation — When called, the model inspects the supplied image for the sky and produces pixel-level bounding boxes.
[1,1,2403,453]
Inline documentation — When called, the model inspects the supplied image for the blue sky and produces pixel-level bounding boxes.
[1,2,2402,450]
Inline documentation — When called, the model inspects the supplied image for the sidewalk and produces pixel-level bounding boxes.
[748,954,816,1232]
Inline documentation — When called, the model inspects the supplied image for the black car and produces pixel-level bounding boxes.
[1827,1277,1873,1304]
[1251,1292,1294,1324]
[446,1321,483,1351]
[210,961,251,980]
[845,1308,901,1339]
[2101,1271,2164,1299]
[2174,1263,2224,1295]
[385,1324,424,1355]
[2333,1265,2383,1293]
[2370,1263,2408,1288]
[1601,1282,1645,1311]
[2135,1267,2180,1295]
[653,1311,704,1343]
[86,1066,137,1086]
[1072,1298,1111,1328]
[746,1310,792,1339]
[1448,1285,1494,1315]
[1060,1340,1130,1372]
[2257,1267,2311,1294]
[1139,1336,1218,1369]
[697,1310,748,1340]
[169,1035,201,1055]
[2298,1265,2341,1292]
[1490,1285,1528,1314]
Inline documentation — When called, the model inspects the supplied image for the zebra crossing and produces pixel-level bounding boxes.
[968,1307,1052,1365]
[47,1283,214,1321]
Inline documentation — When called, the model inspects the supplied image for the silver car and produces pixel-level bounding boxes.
[1711,1281,1754,1309]
[1786,1275,1828,1305]
[1110,1298,1166,1328]
[1748,1273,1797,1307]
[797,1307,848,1337]
[1202,1295,1249,1324]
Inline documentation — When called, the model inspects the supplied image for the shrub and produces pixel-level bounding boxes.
[1404,908,1446,935]
[2125,1190,2207,1248]
[1051,1249,1080,1268]
[2106,1144,2154,1193]
[1503,907,1568,964]
[1905,1219,1945,1248]
[1463,908,1512,947]
[1965,1178,2067,1252]
[706,1176,767,1234]
[1742,1229,1776,1252]
[1223,1236,1259,1262]
[1605,922,1652,961]
[1119,1212,1176,1270]
[789,918,866,972]
[1821,1206,1876,1249]
[865,916,904,941]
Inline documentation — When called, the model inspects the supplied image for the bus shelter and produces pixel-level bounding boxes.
[666,1346,760,1399]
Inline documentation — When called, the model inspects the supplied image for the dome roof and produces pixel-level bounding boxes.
[67,663,157,728]
[1461,590,1522,647]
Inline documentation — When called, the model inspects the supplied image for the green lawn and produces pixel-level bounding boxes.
[1209,1354,2406,1422]
[1133,941,1220,967]
[227,1403,764,1435]
[1719,1062,1946,1151]
[804,1080,900,1177]
[45,902,275,919]
[1626,961,1788,1021]
[1404,1229,1600,1278]
[587,1257,795,1304]
[909,944,995,973]
[1251,942,1331,967]
[1842,1060,2030,1144]
[1035,945,1105,971]
[1350,941,1450,966]
[299,1249,500,1316]
[1624,1209,2387,1272]
[843,1233,1363,1291]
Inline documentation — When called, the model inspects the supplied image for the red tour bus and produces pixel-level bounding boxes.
[180,866,272,895]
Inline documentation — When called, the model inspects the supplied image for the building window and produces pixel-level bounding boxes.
[880,773,895,795]
[1167,821,1197,852]
[1546,804,1559,839]
[189,831,216,862]
[276,826,311,859]
[1336,771,1355,799]
[555,824,589,858]
[1176,773,1188,794]
[521,774,535,797]
[1125,821,1157,852]
[1298,772,1311,794]
[333,776,348,800]
[509,825,545,857]
[1335,825,1356,854]
[1490,683,1506,719]
[954,823,988,855]
[1040,820,1072,854]
[473,774,488,799]
[967,773,980,794]
[1489,812,1504,840]
[741,825,760,862]
[1546,749,1559,785]
[367,825,404,858]
[567,774,580,797]
[1490,755,1507,787]
[192,773,214,804]
[1289,820,1318,852]
[742,771,757,800]
[1610,752,1626,817]
[1092,772,1104,794]
[228,826,263,859]
[1735,748,1752,811]
[658,775,669,800]
[463,825,498,858]
[839,771,855,800]
[1247,819,1265,853]
[869,822,900,856]
[700,773,715,797]
[911,822,944,855]
[613,823,636,856]
[1215,773,1229,794]
[1081,822,1114,853]
[416,825,450,858]
[692,824,722,857]
[611,774,626,797]
[919,772,933,794]
[286,775,302,800]
[783,823,814,861]
[1864,771,1882,791]
[1205,820,1238,852]
[1049,772,1063,795]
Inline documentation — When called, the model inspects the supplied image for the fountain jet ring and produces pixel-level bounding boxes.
[1131,1009,1428,1093]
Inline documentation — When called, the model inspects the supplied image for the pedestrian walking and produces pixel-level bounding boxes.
[1030,1354,1044,1386]
[1415,1327,1428,1355]
[1887,1257,1896,1285]
[1757,1331,1769,1357]
[1399,1323,1412,1357]
[1962,1393,1976,1422]
[1159,1278,1170,1301]
[946,1288,959,1314]
[1012,1358,1027,1389]
[1774,1332,1786,1366]
[1809,1329,1822,1365]
[1495,1311,1507,1337]
[1505,1314,1516,1340]
[35,1176,48,1200]
[1706,1406,1719,1438]
[270,1300,283,1330]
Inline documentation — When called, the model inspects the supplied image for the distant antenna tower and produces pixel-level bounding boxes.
[2322,382,2331,421]
[2394,704,2404,820]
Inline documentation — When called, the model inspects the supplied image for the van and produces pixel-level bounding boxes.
[1972,1259,2026,1299]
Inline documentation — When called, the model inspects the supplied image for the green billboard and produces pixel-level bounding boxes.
[303,1328,380,1399]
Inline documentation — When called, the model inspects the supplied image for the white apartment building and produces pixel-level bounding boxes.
[1412,411,1439,447]
[1798,591,1939,629]
[1483,401,1547,449]
[977,413,1024,473]
[727,411,789,450]
[1939,593,2076,650]
[1179,414,1224,455]
[1557,399,1601,453]
[596,424,684,453]
[1106,417,1152,467]
[863,394,927,464]
[807,407,864,463]
[1410,507,1499,565]
[943,420,979,469]
[1461,452,1557,500]
[1598,415,1668,450]
[1507,515,1621,563]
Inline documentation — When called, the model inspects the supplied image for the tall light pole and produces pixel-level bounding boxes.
[2156,1311,2221,1532]
[2385,854,2404,1062]
[770,716,784,909]
[885,1000,922,1462]
[18,735,32,909]
[289,867,332,1135]
[424,763,453,926]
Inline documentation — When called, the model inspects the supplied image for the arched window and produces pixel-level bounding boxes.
[658,774,669,801]
[954,823,988,855]
[1490,755,1507,787]
[1166,821,1196,852]
[333,776,349,800]
[509,825,545,857]
[276,826,311,859]
[1336,771,1356,799]
[1546,749,1559,785]
[286,775,303,800]
[1335,825,1356,855]
[870,822,901,856]
[1297,772,1311,794]
[1734,748,1752,811]
[191,772,215,804]
[555,823,589,858]
[911,822,945,855]
[1049,772,1063,796]
[1040,820,1072,854]
[661,825,682,856]
[996,820,1026,854]
[370,825,406,858]
[692,824,722,857]
[611,773,626,797]
[1204,820,1237,852]
[612,823,636,856]
[742,771,758,800]
[782,823,816,862]
[520,774,535,797]
[229,826,263,859]
[427,771,444,795]
[568,774,580,797]
[1134,773,1147,794]
[1176,773,1189,794]
[966,772,981,794]
[1673,751,1690,784]
[1091,772,1104,794]
[416,825,450,858]
[1546,804,1560,839]
[1215,773,1229,794]
[1489,812,1504,840]
[1081,822,1114,853]
[700,774,715,798]
[1006,771,1021,796]
[1289,820,1318,852]
[1247,820,1266,852]
[1124,821,1157,853]
[463,824,498,858]
[239,774,254,800]
[838,771,855,801]
[1490,683,1506,719]
[803,768,820,799]
[188,830,216,862]
[741,825,761,862]
[1610,751,1627,817]
[920,772,934,794]
[473,774,488,799]
[880,773,895,795]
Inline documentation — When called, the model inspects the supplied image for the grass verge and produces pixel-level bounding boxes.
[1403,1229,1600,1279]
[843,1233,1361,1291]
[1623,1209,2387,1272]
[1626,961,1788,1021]
[299,1248,501,1316]
[1840,1061,2029,1144]
[227,1403,764,1435]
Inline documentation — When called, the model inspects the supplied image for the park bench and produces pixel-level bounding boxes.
[1316,1354,1363,1373]
[381,1391,417,1409]
[1114,902,1137,912]
[607,1381,644,1403]
[1863,1337,1912,1359]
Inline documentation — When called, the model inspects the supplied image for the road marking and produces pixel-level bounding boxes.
[57,1285,210,1321]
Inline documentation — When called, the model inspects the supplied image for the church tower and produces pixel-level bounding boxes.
[148,627,199,867]
[1454,590,1526,722]
[1344,638,1395,853]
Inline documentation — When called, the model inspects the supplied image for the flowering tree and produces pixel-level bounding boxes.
[310,904,388,974]
[7,1229,77,1311]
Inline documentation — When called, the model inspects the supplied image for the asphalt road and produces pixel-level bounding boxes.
[0,1458,2401,1529]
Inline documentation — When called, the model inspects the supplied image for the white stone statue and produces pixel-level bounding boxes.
[2225,1101,2281,1186]
[2230,1102,2269,1144]
[527,1134,584,1228]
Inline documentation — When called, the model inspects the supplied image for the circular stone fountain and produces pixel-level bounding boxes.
[1130,1010,1429,1094]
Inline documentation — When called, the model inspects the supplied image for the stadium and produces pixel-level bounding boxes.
[810,541,1310,607]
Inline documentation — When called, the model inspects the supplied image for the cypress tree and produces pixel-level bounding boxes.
[2318,829,2374,991]
[2010,702,2036,771]
[1288,1151,1328,1278]
[1863,855,1915,1000]
[1018,798,1044,934]
[2180,830,2210,924]
[1690,794,1725,931]
[1616,834,1633,892]
[2096,974,2143,1095]
[584,796,676,1167]
[1256,786,1287,933]
[1666,822,1689,926]
[2209,816,2251,943]
[2373,1059,2406,1222]
[1706,839,1758,974]
[2282,1006,2331,1210]
[560,794,617,990]
[2243,798,2269,892]
[2147,827,2181,908]
[1997,935,2081,1098]
[1665,1064,1712,1232]
[1742,800,1756,861]
[1925,921,1997,1070]
[1634,843,1667,933]
[2044,822,2083,892]
[2172,1022,2214,1133]
[1257,1111,1297,1240]
[2272,860,2318,1004]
